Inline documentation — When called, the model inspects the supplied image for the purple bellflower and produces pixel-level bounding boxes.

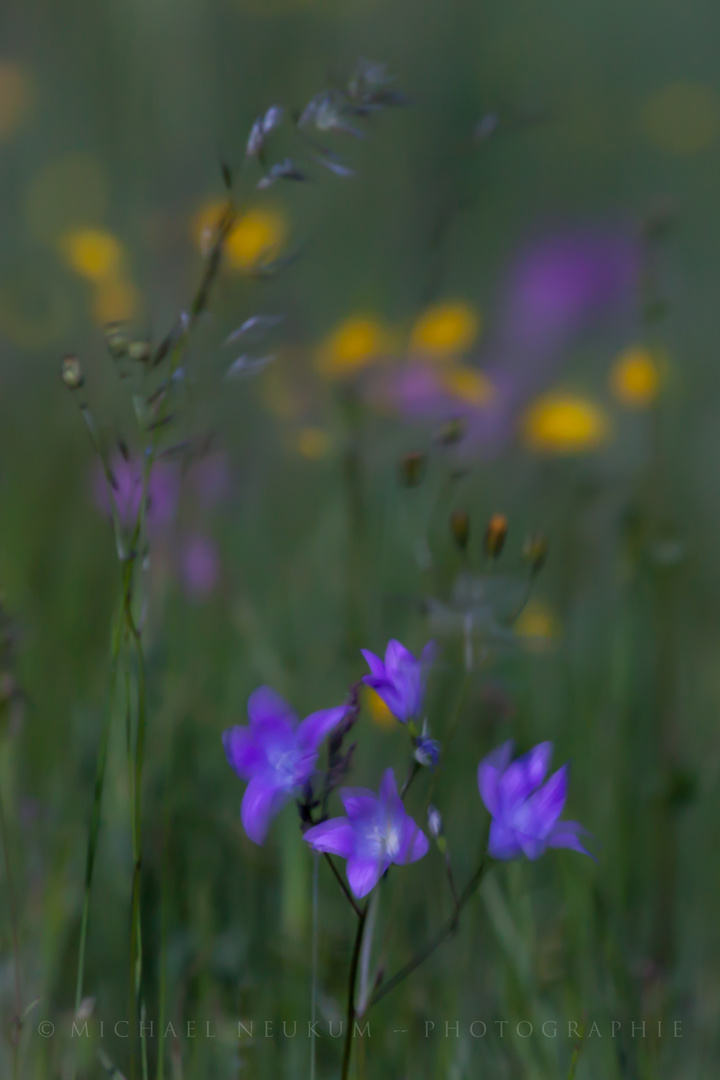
[303,768,430,898]
[478,740,593,861]
[223,687,348,845]
[361,639,435,724]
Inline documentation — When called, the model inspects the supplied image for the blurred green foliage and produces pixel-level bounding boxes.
[0,0,719,1077]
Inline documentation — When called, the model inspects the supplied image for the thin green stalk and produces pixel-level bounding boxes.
[366,857,487,1011]
[340,905,368,1080]
[0,782,22,1080]
[310,852,320,1080]
[71,606,124,1080]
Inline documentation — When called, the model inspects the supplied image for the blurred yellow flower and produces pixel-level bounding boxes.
[297,427,331,460]
[515,601,560,647]
[60,228,124,281]
[316,315,388,377]
[0,62,35,141]
[364,686,395,729]
[524,394,609,454]
[410,301,480,359]
[610,347,661,408]
[440,366,494,405]
[641,83,720,155]
[193,200,286,270]
[92,277,139,324]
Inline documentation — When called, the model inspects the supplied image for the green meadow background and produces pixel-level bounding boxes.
[0,0,719,1076]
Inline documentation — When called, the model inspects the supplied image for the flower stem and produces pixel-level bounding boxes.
[0,781,22,1080]
[366,857,487,1011]
[340,903,368,1080]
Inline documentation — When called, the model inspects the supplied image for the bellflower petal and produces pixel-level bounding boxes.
[395,815,430,864]
[247,686,298,729]
[360,649,386,678]
[347,856,384,899]
[524,765,568,838]
[303,819,356,858]
[548,820,595,859]
[224,686,346,845]
[223,726,265,780]
[479,741,592,862]
[478,739,515,815]
[241,775,287,845]
[341,788,381,821]
[296,705,347,753]
[360,639,435,723]
[304,767,429,897]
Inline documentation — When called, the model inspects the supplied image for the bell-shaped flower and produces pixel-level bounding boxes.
[303,768,429,898]
[478,740,593,861]
[223,687,347,845]
[361,639,435,724]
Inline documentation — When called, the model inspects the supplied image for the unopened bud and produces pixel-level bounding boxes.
[105,322,129,359]
[427,805,443,838]
[484,513,508,559]
[399,451,426,487]
[450,510,470,551]
[523,532,548,574]
[61,354,84,390]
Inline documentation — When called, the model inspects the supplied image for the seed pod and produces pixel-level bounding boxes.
[484,513,508,558]
[435,417,467,446]
[450,509,470,551]
[61,354,84,390]
[523,532,548,574]
[399,451,426,487]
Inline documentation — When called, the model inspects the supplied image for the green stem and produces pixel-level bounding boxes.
[366,858,487,1011]
[340,904,368,1080]
[0,781,22,1080]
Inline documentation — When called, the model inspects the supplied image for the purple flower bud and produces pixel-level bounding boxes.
[361,640,435,724]
[478,740,593,861]
[303,768,429,898]
[414,721,440,769]
[223,688,348,845]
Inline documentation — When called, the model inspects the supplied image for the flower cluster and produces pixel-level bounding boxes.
[223,639,592,898]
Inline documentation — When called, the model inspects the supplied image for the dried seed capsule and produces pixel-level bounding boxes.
[484,513,508,558]
[523,532,548,574]
[399,451,426,487]
[450,509,470,551]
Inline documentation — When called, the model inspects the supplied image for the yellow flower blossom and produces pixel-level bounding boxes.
[193,200,286,270]
[515,601,560,651]
[316,315,388,377]
[297,427,331,460]
[610,347,661,408]
[364,686,395,729]
[524,394,609,454]
[440,366,495,405]
[410,301,480,359]
[60,228,124,281]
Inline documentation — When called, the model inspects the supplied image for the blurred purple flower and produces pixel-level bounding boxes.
[180,533,220,600]
[478,740,593,861]
[223,687,347,845]
[303,768,429,898]
[371,225,641,457]
[361,639,435,723]
[93,455,180,533]
[187,452,231,511]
